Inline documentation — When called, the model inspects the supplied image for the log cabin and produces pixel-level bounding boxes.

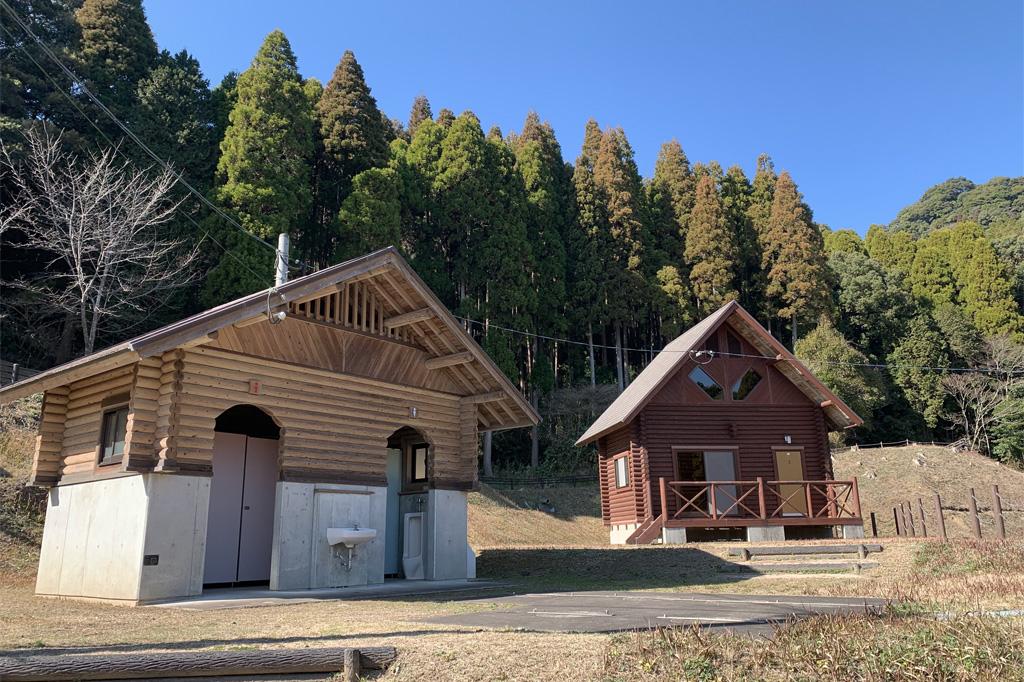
[0,247,538,604]
[577,301,865,545]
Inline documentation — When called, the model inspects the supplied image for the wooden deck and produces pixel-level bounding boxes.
[658,476,863,528]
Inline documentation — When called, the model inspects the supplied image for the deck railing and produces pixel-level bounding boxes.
[657,476,861,524]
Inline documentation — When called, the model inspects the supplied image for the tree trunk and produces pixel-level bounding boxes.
[482,430,493,477]
[530,393,540,469]
[587,324,596,388]
[791,311,798,347]
[615,319,624,393]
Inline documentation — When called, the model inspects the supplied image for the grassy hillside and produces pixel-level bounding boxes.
[0,407,44,586]
[468,483,605,547]
[834,445,1024,538]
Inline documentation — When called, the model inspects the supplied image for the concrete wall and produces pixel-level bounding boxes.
[36,473,210,603]
[425,489,468,580]
[270,482,387,590]
[609,522,639,545]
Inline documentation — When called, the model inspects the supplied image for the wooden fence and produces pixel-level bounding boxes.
[0,359,40,387]
[865,485,1017,541]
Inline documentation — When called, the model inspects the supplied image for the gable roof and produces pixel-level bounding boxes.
[0,247,538,431]
[576,300,863,444]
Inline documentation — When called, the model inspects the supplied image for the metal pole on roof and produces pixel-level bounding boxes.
[275,233,290,287]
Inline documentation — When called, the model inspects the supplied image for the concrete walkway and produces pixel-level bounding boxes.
[148,579,503,610]
[421,590,885,634]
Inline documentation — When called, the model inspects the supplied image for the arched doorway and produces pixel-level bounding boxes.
[385,426,431,579]
[204,405,280,586]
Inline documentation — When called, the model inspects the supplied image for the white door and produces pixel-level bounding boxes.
[204,432,278,584]
[204,433,246,584]
[703,451,737,516]
[236,436,278,582]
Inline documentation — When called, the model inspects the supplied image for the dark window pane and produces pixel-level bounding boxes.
[732,369,762,400]
[689,367,723,399]
[100,406,128,463]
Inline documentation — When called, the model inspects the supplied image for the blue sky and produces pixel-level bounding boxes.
[145,1,1023,234]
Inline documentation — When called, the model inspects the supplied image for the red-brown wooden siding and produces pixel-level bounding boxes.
[597,322,834,525]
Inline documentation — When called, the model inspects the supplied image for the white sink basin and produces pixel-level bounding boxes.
[326,527,377,548]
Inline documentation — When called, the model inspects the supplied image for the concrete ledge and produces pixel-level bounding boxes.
[746,526,786,543]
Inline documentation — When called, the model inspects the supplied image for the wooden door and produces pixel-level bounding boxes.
[774,450,808,515]
[204,433,246,584]
[236,436,278,582]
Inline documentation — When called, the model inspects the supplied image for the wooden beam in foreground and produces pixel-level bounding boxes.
[385,308,433,328]
[424,351,474,370]
[465,390,507,404]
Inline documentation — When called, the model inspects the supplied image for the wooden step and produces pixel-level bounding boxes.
[728,544,883,560]
[723,560,879,573]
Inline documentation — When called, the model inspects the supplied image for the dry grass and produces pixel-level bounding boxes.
[603,613,1024,681]
[0,405,44,585]
[468,484,606,547]
[834,445,1024,538]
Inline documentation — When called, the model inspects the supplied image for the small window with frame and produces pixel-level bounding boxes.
[99,405,129,465]
[614,455,630,488]
[409,443,429,483]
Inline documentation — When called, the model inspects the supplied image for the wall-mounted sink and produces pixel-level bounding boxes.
[326,527,377,548]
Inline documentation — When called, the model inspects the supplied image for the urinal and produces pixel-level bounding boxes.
[402,512,425,580]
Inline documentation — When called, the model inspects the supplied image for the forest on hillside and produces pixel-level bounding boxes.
[2,1,1023,472]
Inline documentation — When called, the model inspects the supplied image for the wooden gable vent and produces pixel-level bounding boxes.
[289,280,415,344]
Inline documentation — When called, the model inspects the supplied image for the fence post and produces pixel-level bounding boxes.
[905,502,917,537]
[893,506,901,536]
[933,494,946,542]
[756,477,767,519]
[992,485,1006,541]
[851,477,861,519]
[805,484,814,519]
[917,498,927,538]
[968,488,982,539]
[869,511,878,538]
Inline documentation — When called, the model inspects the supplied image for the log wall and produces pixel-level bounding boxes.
[56,365,134,480]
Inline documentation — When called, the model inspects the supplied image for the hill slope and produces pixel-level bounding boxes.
[468,484,606,547]
[887,176,1024,237]
[834,445,1024,538]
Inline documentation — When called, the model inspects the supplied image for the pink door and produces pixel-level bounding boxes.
[204,432,278,584]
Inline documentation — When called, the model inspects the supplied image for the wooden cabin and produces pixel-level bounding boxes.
[0,247,537,604]
[577,301,864,545]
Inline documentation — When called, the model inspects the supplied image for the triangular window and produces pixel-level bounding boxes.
[689,366,723,400]
[732,369,762,400]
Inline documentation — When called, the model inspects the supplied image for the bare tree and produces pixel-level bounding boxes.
[942,336,1024,453]
[1,129,199,354]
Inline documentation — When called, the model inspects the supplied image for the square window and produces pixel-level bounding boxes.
[410,444,428,482]
[99,406,128,464]
[732,369,763,400]
[689,366,724,399]
[614,456,629,488]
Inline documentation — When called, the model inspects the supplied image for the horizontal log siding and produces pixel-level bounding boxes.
[59,366,135,478]
[164,346,470,487]
[641,403,831,518]
[122,357,162,471]
[600,425,645,525]
[31,386,69,486]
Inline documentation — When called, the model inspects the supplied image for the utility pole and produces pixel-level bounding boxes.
[275,233,290,287]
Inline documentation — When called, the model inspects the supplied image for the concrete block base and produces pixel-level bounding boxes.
[662,527,688,544]
[842,524,866,539]
[609,523,639,545]
[746,525,786,543]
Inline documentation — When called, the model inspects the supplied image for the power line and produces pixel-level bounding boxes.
[455,315,1024,376]
[0,22,269,283]
[0,0,313,273]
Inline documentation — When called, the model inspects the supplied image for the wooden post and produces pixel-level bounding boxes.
[992,485,1006,541]
[710,482,718,519]
[343,648,360,682]
[805,484,814,519]
[757,476,767,519]
[968,488,982,539]
[851,477,862,519]
[869,511,878,538]
[659,477,668,521]
[917,498,927,538]
[933,494,947,542]
[893,506,902,536]
[905,502,916,537]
